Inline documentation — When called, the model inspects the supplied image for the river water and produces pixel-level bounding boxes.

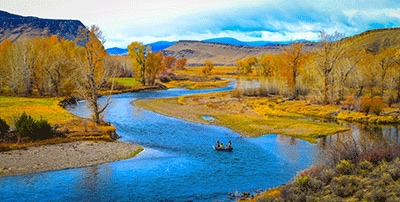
[0,83,318,201]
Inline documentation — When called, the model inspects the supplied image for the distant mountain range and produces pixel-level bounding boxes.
[106,37,296,55]
[2,10,399,66]
[0,10,85,42]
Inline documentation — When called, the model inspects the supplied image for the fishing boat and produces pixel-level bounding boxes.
[213,145,233,152]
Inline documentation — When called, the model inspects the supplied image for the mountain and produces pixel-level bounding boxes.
[106,47,128,55]
[147,41,176,52]
[0,10,85,42]
[202,37,289,47]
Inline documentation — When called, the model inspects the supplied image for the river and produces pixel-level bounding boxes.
[0,82,349,201]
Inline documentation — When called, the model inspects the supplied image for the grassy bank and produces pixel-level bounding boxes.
[133,92,348,143]
[0,96,116,151]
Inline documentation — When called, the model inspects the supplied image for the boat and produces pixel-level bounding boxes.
[213,146,233,152]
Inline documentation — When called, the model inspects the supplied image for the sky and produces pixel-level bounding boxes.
[1,0,400,48]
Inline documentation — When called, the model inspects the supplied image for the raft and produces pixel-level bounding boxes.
[213,146,233,152]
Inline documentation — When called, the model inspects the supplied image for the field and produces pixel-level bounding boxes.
[0,96,77,126]
[134,92,349,143]
[0,96,116,151]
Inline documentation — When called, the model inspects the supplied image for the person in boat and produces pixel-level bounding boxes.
[227,140,232,148]
[220,143,224,149]
[216,139,221,148]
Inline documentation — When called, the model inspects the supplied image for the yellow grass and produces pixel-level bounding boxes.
[164,79,231,89]
[134,92,349,143]
[0,96,117,151]
[110,77,141,87]
[0,96,78,126]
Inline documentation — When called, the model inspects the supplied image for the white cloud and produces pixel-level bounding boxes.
[1,0,400,48]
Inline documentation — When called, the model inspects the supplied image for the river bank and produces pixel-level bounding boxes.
[0,140,143,177]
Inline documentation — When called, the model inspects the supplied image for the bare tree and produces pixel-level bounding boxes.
[314,31,346,104]
[76,25,115,125]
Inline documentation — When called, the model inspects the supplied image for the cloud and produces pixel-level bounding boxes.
[1,0,400,48]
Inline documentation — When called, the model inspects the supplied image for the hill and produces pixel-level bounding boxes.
[340,28,400,53]
[0,10,85,42]
[202,37,291,47]
[162,40,287,66]
[163,40,283,66]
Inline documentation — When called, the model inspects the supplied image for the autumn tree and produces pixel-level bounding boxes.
[159,55,176,82]
[258,54,276,77]
[105,55,133,77]
[375,47,396,96]
[145,51,163,85]
[314,31,346,104]
[175,58,187,70]
[76,25,114,125]
[394,49,400,102]
[335,49,362,102]
[237,56,257,75]
[202,60,214,76]
[128,42,151,85]
[282,42,306,97]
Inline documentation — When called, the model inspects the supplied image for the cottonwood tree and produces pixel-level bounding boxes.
[202,60,214,76]
[376,47,396,96]
[175,58,187,70]
[145,51,163,85]
[76,25,115,125]
[335,49,363,102]
[282,42,306,98]
[128,42,151,85]
[314,31,346,104]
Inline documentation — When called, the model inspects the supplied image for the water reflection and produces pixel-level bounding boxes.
[318,124,400,147]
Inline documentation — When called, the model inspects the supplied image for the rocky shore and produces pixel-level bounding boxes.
[0,141,142,177]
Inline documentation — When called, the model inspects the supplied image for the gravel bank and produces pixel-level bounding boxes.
[0,141,142,177]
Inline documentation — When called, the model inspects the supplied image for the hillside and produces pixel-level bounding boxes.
[341,28,400,52]
[162,40,288,66]
[0,10,85,42]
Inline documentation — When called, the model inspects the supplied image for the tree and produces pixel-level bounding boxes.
[314,31,346,104]
[376,47,396,96]
[175,58,187,70]
[282,42,306,97]
[128,42,151,85]
[335,49,362,102]
[145,51,163,85]
[202,60,214,76]
[76,25,114,125]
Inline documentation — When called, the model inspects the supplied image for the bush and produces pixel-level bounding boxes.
[0,117,10,138]
[15,112,36,139]
[360,96,386,115]
[336,160,355,175]
[34,119,53,140]
[15,112,53,141]
[330,175,362,197]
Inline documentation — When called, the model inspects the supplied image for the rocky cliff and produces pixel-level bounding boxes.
[0,10,85,42]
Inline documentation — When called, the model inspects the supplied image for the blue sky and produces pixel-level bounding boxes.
[1,0,400,48]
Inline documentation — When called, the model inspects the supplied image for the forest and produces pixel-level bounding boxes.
[1,27,400,136]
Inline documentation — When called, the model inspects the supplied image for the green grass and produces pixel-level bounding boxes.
[110,77,141,87]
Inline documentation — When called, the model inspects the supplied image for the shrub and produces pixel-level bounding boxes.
[0,117,10,137]
[360,96,386,115]
[15,112,36,139]
[336,160,355,175]
[330,175,362,197]
[34,119,53,140]
[15,112,53,141]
